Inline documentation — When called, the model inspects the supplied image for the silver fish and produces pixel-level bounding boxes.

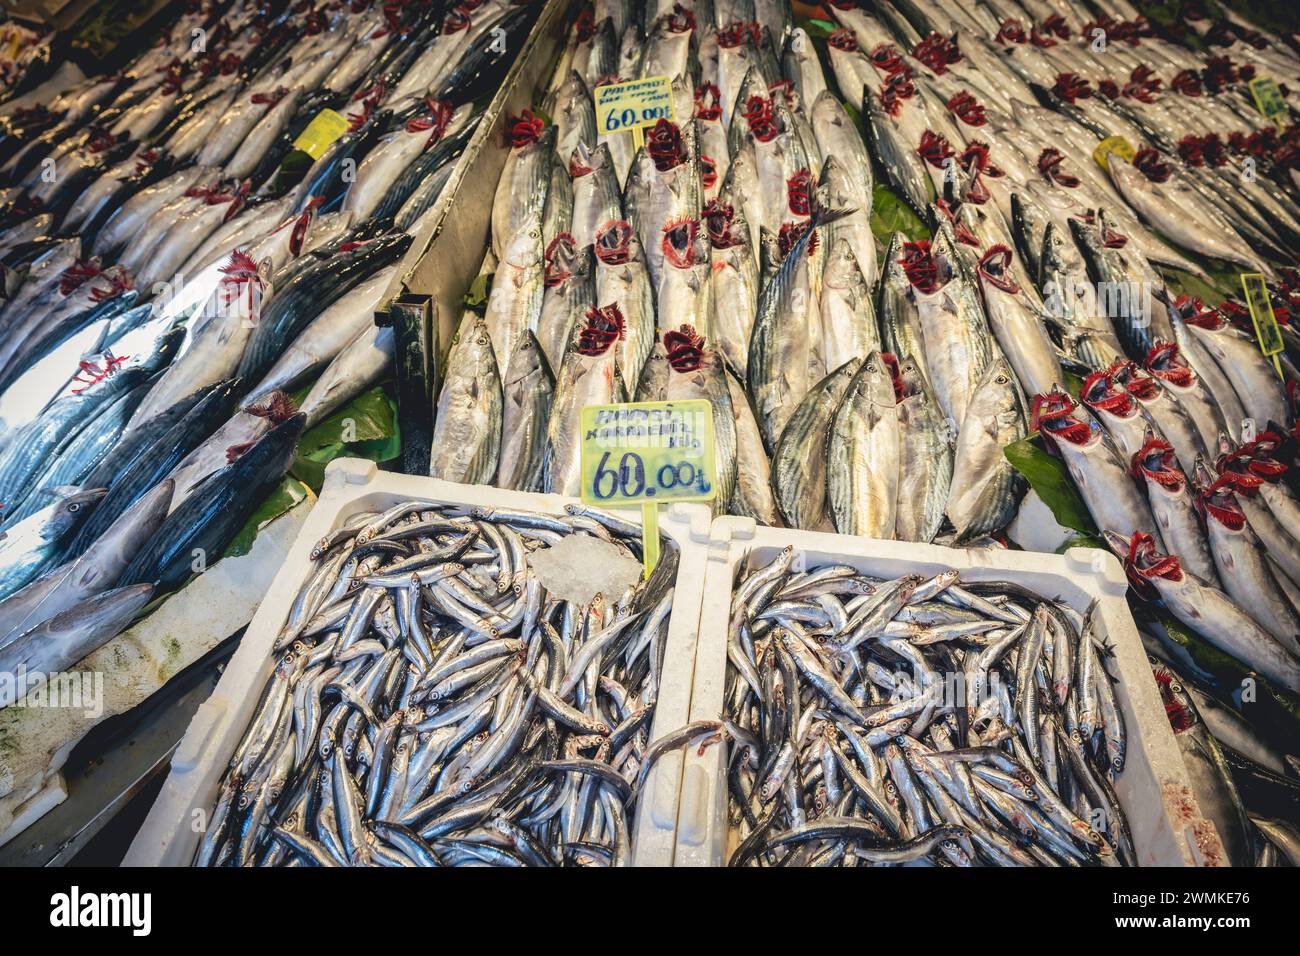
[430,316,503,486]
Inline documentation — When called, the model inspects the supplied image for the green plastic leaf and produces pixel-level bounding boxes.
[352,431,401,463]
[290,441,347,492]
[1003,435,1097,534]
[1054,531,1108,555]
[464,271,493,313]
[799,18,836,39]
[1159,265,1238,308]
[532,105,553,126]
[870,182,929,244]
[223,478,312,559]
[297,386,395,454]
[288,387,400,493]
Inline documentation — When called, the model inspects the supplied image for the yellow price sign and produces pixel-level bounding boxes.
[580,399,716,575]
[595,76,675,153]
[292,109,351,160]
[1241,272,1285,380]
[1249,77,1289,130]
[1093,134,1136,171]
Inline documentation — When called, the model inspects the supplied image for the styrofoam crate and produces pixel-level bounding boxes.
[672,516,1224,867]
[124,458,712,866]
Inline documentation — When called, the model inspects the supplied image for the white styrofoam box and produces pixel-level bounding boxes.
[673,516,1225,867]
[125,458,712,866]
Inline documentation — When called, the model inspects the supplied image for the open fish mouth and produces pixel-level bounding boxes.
[576,304,624,355]
[1031,390,1093,448]
[663,325,704,372]
[1131,436,1183,489]
[593,220,633,264]
[661,218,701,269]
[1080,366,1135,417]
[976,244,1019,294]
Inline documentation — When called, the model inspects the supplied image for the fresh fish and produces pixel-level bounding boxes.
[492,121,555,261]
[662,327,737,514]
[117,416,306,593]
[945,359,1026,542]
[1150,660,1254,867]
[748,209,824,451]
[1131,436,1219,586]
[249,265,398,401]
[1108,152,1265,273]
[724,365,780,526]
[975,245,1064,398]
[1110,531,1300,696]
[0,584,154,708]
[298,324,395,430]
[592,220,655,391]
[197,495,681,867]
[1177,299,1288,436]
[894,354,952,543]
[130,252,269,430]
[1193,463,1300,656]
[1033,390,1163,546]
[0,480,172,644]
[496,330,554,494]
[828,352,899,537]
[704,199,758,378]
[904,231,995,431]
[537,236,593,374]
[569,141,622,249]
[818,236,879,375]
[723,549,1132,867]
[431,316,503,487]
[484,221,545,374]
[772,358,863,530]
[544,305,626,496]
[0,488,106,600]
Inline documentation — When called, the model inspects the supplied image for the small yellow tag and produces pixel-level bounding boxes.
[292,109,351,161]
[1249,77,1289,131]
[594,76,675,137]
[1240,273,1286,380]
[1093,135,1136,171]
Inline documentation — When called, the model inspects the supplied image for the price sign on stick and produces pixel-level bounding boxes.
[594,76,675,154]
[1248,76,1289,131]
[1241,272,1286,379]
[580,399,716,576]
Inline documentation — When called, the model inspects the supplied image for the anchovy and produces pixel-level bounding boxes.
[723,549,1131,866]
[197,497,681,867]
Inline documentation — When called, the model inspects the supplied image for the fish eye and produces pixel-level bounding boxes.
[995,374,1008,384]
[68,503,80,511]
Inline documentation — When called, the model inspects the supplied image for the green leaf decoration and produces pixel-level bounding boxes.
[870,182,929,244]
[1003,435,1096,534]
[223,478,312,559]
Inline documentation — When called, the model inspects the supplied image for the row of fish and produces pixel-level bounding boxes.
[198,498,685,866]
[428,0,1294,546]
[0,0,543,705]
[838,0,1300,862]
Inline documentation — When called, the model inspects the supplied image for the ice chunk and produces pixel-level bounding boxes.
[528,533,643,606]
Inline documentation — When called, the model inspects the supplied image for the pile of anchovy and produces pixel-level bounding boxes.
[723,546,1135,867]
[196,499,681,867]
